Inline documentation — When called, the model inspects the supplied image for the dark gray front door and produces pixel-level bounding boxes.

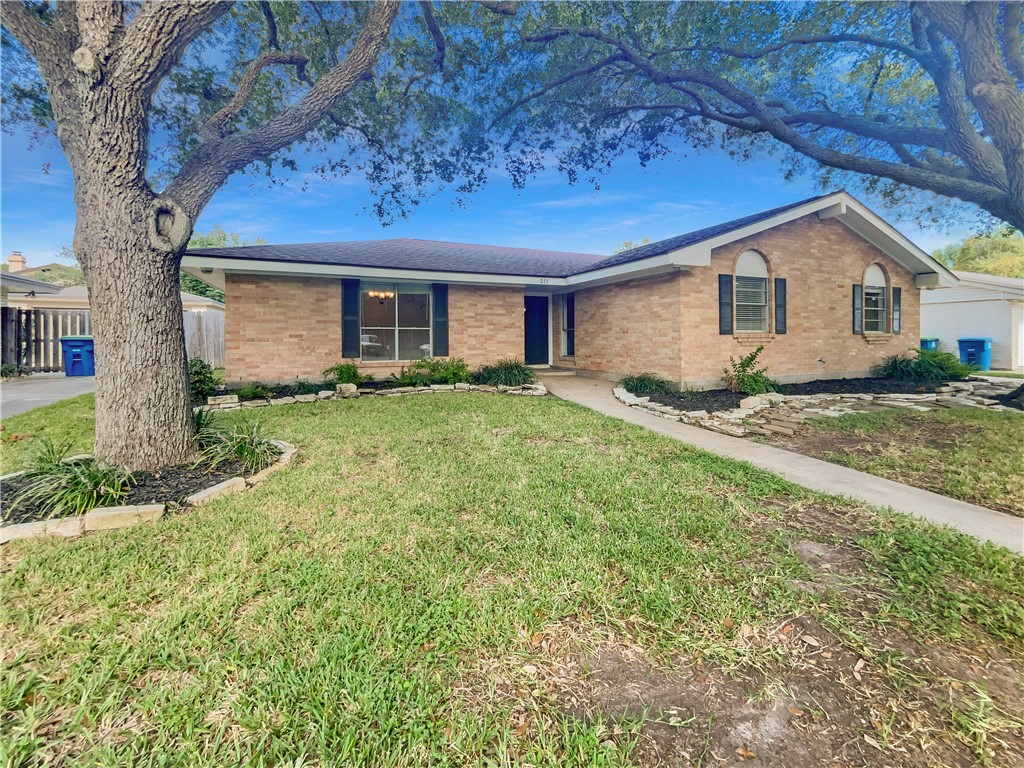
[524,296,549,365]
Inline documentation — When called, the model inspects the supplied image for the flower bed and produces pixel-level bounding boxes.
[615,378,1021,438]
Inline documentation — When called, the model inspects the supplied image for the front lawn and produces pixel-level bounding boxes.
[3,395,1023,766]
[768,408,1024,515]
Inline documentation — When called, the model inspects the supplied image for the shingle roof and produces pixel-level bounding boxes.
[187,238,603,278]
[582,191,839,272]
[185,192,843,278]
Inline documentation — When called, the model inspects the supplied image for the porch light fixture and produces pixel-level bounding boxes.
[368,290,395,304]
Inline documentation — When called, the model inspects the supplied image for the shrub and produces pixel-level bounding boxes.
[323,361,370,384]
[619,373,677,395]
[389,357,471,387]
[722,345,779,395]
[875,348,976,381]
[276,380,326,397]
[1,363,28,379]
[472,358,536,387]
[235,382,276,401]
[188,358,217,403]
[9,438,133,519]
[198,418,282,473]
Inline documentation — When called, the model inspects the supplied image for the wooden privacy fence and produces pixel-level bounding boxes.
[0,307,225,372]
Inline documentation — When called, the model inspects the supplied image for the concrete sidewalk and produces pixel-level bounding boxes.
[1,373,95,419]
[542,374,1024,554]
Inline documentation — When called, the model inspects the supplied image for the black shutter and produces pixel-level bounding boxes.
[432,283,449,356]
[774,277,787,335]
[341,279,360,358]
[718,274,734,335]
[565,293,575,356]
[892,287,901,334]
[852,284,863,334]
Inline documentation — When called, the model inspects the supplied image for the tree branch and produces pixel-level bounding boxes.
[259,0,279,50]
[476,1,517,17]
[165,0,401,215]
[1,1,66,75]
[651,33,926,64]
[199,51,311,141]
[418,1,446,72]
[1002,1,1024,83]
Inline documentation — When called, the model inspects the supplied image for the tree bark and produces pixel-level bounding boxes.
[74,182,196,470]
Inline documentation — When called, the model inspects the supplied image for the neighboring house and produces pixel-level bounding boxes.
[2,260,227,370]
[181,191,957,388]
[921,271,1024,371]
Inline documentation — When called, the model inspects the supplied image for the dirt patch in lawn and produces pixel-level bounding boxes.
[1,459,250,526]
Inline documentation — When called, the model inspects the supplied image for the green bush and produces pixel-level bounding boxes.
[276,380,326,397]
[619,372,677,395]
[722,345,779,395]
[322,361,370,385]
[875,348,976,381]
[389,357,472,387]
[198,418,282,473]
[8,438,133,519]
[472,358,536,387]
[188,358,218,403]
[235,382,276,401]
[1,363,28,379]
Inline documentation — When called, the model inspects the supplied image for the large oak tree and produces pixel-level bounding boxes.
[494,1,1024,229]
[1,0,508,469]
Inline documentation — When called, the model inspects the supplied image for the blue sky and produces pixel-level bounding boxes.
[1,123,977,269]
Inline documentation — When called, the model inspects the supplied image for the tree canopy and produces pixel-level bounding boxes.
[180,226,267,301]
[934,225,1024,278]
[491,1,1024,230]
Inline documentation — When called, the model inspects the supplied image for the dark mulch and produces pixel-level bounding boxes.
[648,377,950,413]
[1,459,249,527]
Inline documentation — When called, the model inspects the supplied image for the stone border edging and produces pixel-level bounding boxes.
[0,441,298,544]
[199,382,548,412]
[613,379,1021,439]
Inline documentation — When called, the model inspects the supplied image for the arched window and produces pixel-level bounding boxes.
[863,264,888,332]
[735,250,769,332]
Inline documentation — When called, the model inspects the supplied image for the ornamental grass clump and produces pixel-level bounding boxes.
[8,438,133,519]
[197,418,282,473]
[618,372,677,395]
[875,348,976,381]
[472,358,536,387]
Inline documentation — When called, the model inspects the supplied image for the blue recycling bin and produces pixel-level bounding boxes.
[920,338,939,351]
[956,337,991,370]
[60,336,95,377]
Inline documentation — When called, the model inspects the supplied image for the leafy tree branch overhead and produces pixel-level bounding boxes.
[493,1,1024,230]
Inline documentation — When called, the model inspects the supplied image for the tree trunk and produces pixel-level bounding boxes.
[75,187,195,471]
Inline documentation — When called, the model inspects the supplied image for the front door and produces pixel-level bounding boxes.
[524,296,549,365]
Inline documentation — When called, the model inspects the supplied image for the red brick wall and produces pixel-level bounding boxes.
[448,285,524,367]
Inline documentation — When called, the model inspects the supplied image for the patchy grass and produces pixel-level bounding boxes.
[2,395,1023,766]
[1,394,95,471]
[977,371,1024,380]
[793,408,1024,515]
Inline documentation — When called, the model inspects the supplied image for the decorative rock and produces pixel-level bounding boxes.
[85,504,164,531]
[949,382,973,391]
[720,408,755,420]
[763,393,786,405]
[317,390,335,400]
[476,385,497,393]
[46,516,84,538]
[270,396,297,406]
[242,400,269,408]
[430,384,454,391]
[387,387,416,395]
[208,394,239,405]
[294,394,317,403]
[186,476,245,506]
[1,521,47,544]
[336,383,358,395]
[357,388,376,395]
[739,396,768,409]
[762,423,795,436]
[704,422,747,437]
[685,410,709,420]
[455,382,471,390]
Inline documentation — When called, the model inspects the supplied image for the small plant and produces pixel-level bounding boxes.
[199,418,283,473]
[722,345,779,395]
[235,382,276,401]
[8,437,133,519]
[276,380,326,396]
[619,372,677,395]
[389,357,471,387]
[188,358,218,403]
[875,348,976,381]
[0,363,28,379]
[472,358,536,387]
[323,361,370,385]
[192,407,221,438]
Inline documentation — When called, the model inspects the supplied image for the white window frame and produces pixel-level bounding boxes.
[360,283,432,362]
[863,265,888,333]
[734,250,770,333]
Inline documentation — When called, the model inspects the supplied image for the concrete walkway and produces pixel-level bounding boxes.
[1,373,95,419]
[541,374,1024,553]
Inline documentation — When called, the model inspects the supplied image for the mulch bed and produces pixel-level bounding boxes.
[1,459,249,527]
[648,377,951,413]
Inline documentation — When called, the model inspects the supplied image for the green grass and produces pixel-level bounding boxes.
[805,408,1024,515]
[1,393,95,471]
[2,395,1023,766]
[977,370,1024,380]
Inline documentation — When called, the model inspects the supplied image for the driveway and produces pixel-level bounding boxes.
[1,373,95,419]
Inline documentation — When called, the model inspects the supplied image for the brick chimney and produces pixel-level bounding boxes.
[7,251,26,273]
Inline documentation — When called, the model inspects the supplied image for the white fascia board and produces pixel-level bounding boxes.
[180,255,568,289]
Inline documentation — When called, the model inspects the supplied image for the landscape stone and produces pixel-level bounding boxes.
[336,383,358,395]
[270,396,297,406]
[186,476,246,506]
[242,400,269,408]
[294,394,317,403]
[739,396,768,408]
[1,520,47,543]
[85,504,164,531]
[46,516,84,537]
[317,390,335,399]
[208,394,239,405]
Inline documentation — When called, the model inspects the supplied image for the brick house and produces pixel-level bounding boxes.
[182,191,957,388]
